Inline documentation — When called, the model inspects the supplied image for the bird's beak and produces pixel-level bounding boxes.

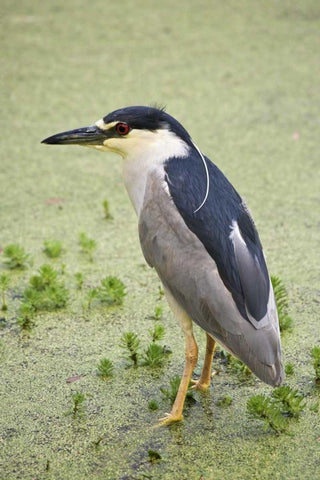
[41,125,107,146]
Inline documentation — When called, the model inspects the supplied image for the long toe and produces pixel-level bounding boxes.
[158,412,184,426]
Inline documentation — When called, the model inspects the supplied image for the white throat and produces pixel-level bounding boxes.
[121,129,189,215]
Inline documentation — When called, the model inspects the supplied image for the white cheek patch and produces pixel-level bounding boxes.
[123,128,190,162]
[101,138,126,156]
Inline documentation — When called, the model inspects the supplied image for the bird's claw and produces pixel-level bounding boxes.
[157,412,183,426]
[190,379,210,391]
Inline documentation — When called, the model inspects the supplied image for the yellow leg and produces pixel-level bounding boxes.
[159,288,198,426]
[191,333,216,391]
[159,332,198,425]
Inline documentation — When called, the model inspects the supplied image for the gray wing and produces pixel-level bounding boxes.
[139,166,284,386]
[163,152,270,325]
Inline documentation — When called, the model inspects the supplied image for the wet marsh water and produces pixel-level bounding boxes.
[1,1,319,478]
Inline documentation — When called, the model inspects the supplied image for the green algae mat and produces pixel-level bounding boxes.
[1,1,319,478]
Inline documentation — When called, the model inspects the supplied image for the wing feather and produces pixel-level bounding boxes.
[163,153,270,324]
[139,165,283,386]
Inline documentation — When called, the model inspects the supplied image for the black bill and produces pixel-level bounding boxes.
[41,125,108,145]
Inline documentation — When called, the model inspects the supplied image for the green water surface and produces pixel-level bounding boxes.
[1,1,319,478]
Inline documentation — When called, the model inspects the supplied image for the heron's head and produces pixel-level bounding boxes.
[42,106,192,160]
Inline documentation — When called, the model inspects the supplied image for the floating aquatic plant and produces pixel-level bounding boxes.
[285,363,294,376]
[85,276,126,309]
[247,385,306,433]
[143,343,166,368]
[227,355,252,379]
[43,239,63,258]
[78,232,96,261]
[311,346,320,383]
[148,323,165,343]
[142,323,168,367]
[148,449,162,464]
[148,400,159,411]
[160,375,194,405]
[17,302,35,330]
[216,395,233,407]
[272,386,306,418]
[2,244,31,269]
[153,304,163,320]
[157,286,164,299]
[217,347,252,380]
[247,394,289,434]
[97,358,114,378]
[98,276,126,306]
[120,331,141,366]
[0,273,9,311]
[102,199,113,220]
[71,391,86,416]
[271,275,293,332]
[74,272,84,289]
[85,288,99,309]
[22,264,68,312]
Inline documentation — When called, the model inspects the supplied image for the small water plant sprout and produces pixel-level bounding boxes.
[160,375,194,405]
[120,331,141,366]
[217,347,252,380]
[143,323,167,367]
[0,273,10,311]
[98,276,126,306]
[285,363,294,376]
[143,343,166,368]
[311,346,320,383]
[84,287,99,309]
[43,239,63,258]
[247,394,289,434]
[85,276,126,309]
[74,272,84,289]
[227,355,252,379]
[102,199,113,220]
[216,395,233,407]
[71,391,86,416]
[22,264,68,312]
[153,304,163,320]
[271,275,293,332]
[272,386,306,418]
[157,285,164,299]
[148,400,159,411]
[78,232,97,261]
[310,402,319,413]
[247,385,306,434]
[148,323,165,343]
[2,244,31,269]
[17,302,35,330]
[97,358,114,378]
[148,449,162,464]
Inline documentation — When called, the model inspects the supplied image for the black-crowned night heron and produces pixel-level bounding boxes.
[42,106,284,425]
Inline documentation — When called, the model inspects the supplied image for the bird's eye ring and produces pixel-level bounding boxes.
[116,123,130,136]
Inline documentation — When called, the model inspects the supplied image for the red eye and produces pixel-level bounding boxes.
[116,122,130,136]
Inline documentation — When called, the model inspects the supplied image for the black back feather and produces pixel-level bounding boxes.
[164,152,270,322]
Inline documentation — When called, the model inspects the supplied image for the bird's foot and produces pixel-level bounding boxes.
[157,412,183,426]
[190,378,210,392]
